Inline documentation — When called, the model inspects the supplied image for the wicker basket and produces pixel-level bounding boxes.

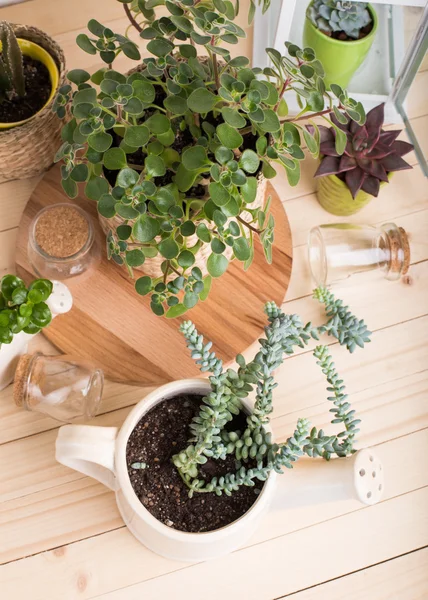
[98,173,267,279]
[0,25,67,183]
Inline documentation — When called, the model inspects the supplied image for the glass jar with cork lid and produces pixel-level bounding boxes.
[28,203,96,279]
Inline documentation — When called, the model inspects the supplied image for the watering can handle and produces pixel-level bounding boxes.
[56,425,118,491]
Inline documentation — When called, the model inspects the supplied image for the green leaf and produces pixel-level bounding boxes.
[175,164,198,192]
[124,125,150,148]
[117,224,132,240]
[117,168,139,188]
[145,155,166,177]
[233,236,250,261]
[241,177,257,203]
[70,163,89,182]
[132,80,156,104]
[216,123,243,149]
[61,177,78,199]
[215,146,234,165]
[285,160,301,187]
[98,194,116,218]
[116,203,139,219]
[262,161,277,179]
[199,275,212,301]
[196,223,211,243]
[154,188,175,213]
[76,33,97,55]
[177,250,195,268]
[259,109,280,133]
[164,95,188,115]
[126,249,145,267]
[85,176,109,201]
[211,238,226,254]
[145,114,170,134]
[240,149,259,174]
[166,303,188,318]
[183,292,198,309]
[67,69,90,85]
[180,221,196,236]
[207,253,229,278]
[147,38,175,57]
[282,122,301,145]
[135,276,152,295]
[333,106,348,125]
[221,107,246,128]
[133,214,160,242]
[170,15,193,33]
[187,88,219,113]
[303,127,318,157]
[182,146,209,171]
[103,147,127,170]
[73,87,97,106]
[277,98,288,117]
[157,238,178,260]
[88,131,112,152]
[209,182,230,207]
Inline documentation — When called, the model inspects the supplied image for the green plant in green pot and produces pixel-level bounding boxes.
[311,102,413,216]
[303,1,377,89]
[53,0,365,317]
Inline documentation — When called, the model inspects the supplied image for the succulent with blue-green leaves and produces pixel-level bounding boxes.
[171,287,371,497]
[307,1,372,39]
[53,0,366,317]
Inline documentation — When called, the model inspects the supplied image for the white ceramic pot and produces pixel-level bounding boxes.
[0,281,73,391]
[56,379,384,562]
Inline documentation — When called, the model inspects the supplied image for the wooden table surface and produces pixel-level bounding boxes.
[0,1,427,598]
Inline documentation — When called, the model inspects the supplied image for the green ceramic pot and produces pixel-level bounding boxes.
[303,3,378,89]
[316,172,392,216]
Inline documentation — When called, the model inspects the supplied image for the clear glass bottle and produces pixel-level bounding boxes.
[308,223,410,287]
[14,353,103,422]
[28,203,96,280]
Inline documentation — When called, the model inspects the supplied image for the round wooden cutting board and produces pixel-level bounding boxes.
[16,165,292,385]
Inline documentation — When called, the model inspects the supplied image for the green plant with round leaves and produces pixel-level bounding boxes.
[169,287,372,496]
[53,0,366,317]
[0,275,53,347]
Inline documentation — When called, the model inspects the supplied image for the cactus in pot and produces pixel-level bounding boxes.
[0,22,25,100]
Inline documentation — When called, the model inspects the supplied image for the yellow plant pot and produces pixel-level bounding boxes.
[0,38,59,130]
[316,172,392,216]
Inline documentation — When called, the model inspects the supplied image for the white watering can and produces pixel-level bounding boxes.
[56,378,384,562]
[0,281,73,391]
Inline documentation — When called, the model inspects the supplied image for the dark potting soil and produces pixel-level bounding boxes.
[0,56,51,123]
[126,394,263,533]
[321,22,373,41]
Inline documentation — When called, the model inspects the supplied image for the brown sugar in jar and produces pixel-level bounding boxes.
[28,203,95,279]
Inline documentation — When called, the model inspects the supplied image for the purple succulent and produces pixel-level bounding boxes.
[312,103,413,198]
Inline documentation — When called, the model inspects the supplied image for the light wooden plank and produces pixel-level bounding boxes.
[282,547,428,600]
[0,431,427,594]
[0,176,39,232]
[91,487,428,600]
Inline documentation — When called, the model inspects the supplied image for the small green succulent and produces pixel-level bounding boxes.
[53,0,366,317]
[307,1,372,39]
[0,21,25,102]
[0,275,53,347]
[173,287,371,496]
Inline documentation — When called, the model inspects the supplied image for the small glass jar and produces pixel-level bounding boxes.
[28,203,96,280]
[308,222,410,287]
[13,353,103,422]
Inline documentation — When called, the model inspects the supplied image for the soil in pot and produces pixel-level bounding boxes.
[0,55,51,123]
[126,394,263,533]
[320,22,373,41]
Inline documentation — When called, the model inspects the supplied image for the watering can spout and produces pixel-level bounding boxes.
[272,448,384,511]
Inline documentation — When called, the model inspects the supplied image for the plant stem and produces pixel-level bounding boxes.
[123,2,143,33]
[273,78,290,112]
[237,215,261,234]
[163,262,170,284]
[285,108,333,123]
[212,52,220,91]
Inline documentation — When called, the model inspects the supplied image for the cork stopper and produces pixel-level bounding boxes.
[34,205,89,258]
[13,353,43,409]
[13,354,33,407]
[399,227,410,275]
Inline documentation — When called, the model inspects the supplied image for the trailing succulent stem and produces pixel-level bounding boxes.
[0,21,25,101]
[173,287,371,496]
[53,0,366,317]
